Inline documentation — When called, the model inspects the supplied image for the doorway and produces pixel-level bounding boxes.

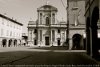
[2,39,7,47]
[45,37,49,45]
[34,40,37,45]
[57,40,60,46]
[72,34,83,50]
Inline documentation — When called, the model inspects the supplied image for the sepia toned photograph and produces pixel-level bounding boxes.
[0,0,99,67]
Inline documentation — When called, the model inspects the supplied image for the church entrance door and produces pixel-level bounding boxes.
[57,40,60,46]
[45,37,49,45]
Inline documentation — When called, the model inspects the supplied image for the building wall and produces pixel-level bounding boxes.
[0,17,22,39]
[68,0,86,49]
[69,0,85,25]
[0,15,23,47]
[69,29,85,49]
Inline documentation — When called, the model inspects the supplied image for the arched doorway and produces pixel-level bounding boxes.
[72,34,83,50]
[91,7,99,58]
[8,39,12,47]
[2,39,7,47]
[14,39,17,47]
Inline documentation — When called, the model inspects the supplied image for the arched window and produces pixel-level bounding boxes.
[52,13,55,24]
[40,13,42,24]
[46,17,49,25]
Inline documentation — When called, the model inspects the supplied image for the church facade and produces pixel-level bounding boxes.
[28,5,67,46]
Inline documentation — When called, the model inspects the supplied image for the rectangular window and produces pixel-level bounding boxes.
[52,14,55,24]
[6,30,8,36]
[46,17,49,25]
[14,23,15,28]
[7,20,9,26]
[14,32,15,37]
[40,30,42,41]
[10,23,12,27]
[34,29,37,33]
[2,18,4,24]
[40,13,42,24]
[1,29,3,36]
[52,30,55,41]
[58,29,60,33]
[10,31,12,36]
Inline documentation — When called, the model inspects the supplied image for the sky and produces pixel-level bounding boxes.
[0,0,67,33]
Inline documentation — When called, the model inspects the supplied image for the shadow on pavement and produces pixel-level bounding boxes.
[0,50,98,65]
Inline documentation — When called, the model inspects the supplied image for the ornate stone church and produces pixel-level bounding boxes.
[28,4,67,46]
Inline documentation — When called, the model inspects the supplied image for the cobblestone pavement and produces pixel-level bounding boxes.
[0,46,99,65]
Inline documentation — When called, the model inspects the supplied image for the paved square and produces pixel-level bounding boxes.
[0,47,99,65]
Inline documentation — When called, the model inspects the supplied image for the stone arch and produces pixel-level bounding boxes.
[8,39,12,47]
[91,7,99,27]
[14,39,17,46]
[72,34,83,50]
[91,6,99,58]
[2,39,7,47]
[18,39,21,46]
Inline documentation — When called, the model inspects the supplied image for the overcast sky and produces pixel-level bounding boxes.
[0,0,67,33]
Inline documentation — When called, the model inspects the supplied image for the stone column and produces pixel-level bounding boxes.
[69,32,72,50]
[38,30,40,46]
[51,29,53,46]
[11,39,14,47]
[0,38,2,47]
[28,30,30,41]
[51,12,52,24]
[6,39,9,47]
